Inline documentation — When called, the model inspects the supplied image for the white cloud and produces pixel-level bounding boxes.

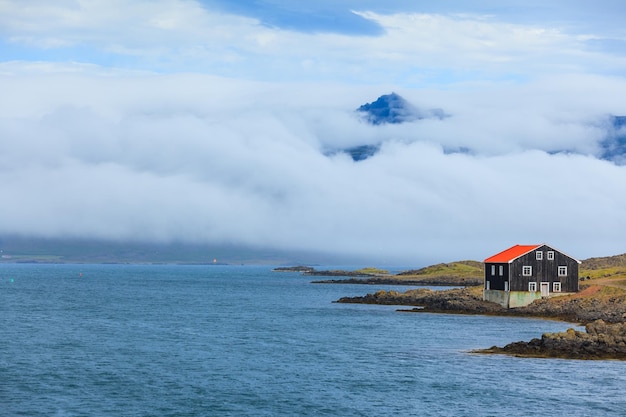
[1,70,625,264]
[2,2,626,83]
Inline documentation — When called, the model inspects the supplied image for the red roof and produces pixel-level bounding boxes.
[484,244,542,263]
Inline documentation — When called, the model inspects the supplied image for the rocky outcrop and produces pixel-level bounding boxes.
[273,266,315,273]
[514,291,626,323]
[476,320,626,360]
[336,288,505,314]
[337,285,626,322]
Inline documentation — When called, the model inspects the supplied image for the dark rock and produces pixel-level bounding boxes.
[336,288,505,314]
[475,320,626,360]
[273,266,315,273]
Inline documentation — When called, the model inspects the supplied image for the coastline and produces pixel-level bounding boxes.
[334,284,626,360]
[472,320,626,360]
[277,257,626,360]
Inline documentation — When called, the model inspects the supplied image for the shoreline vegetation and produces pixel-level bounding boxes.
[274,261,484,287]
[275,254,626,360]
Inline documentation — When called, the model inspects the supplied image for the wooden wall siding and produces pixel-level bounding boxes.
[484,263,510,291]
[485,245,579,293]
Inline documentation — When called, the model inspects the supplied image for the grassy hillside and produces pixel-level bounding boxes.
[395,254,626,283]
[580,253,626,281]
[397,260,484,278]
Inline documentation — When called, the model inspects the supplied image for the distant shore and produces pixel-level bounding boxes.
[273,265,483,287]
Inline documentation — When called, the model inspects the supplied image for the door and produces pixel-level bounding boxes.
[540,282,550,297]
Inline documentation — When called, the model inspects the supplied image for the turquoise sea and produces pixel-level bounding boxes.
[1,264,625,416]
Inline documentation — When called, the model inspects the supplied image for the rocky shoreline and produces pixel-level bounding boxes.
[336,285,626,360]
[278,256,626,360]
[337,288,504,315]
[474,320,626,360]
[310,277,482,286]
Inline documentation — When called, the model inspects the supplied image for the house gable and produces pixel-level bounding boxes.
[484,243,580,308]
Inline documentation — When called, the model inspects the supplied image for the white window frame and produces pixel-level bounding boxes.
[522,266,532,276]
[558,266,567,277]
[536,251,543,260]
[547,251,555,260]
[528,282,537,292]
[553,282,561,292]
[491,265,495,275]
[498,265,503,276]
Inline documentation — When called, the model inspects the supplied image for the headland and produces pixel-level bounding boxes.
[278,254,626,360]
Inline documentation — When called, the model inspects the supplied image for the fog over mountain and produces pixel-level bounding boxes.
[1,73,625,265]
[357,92,448,125]
[2,1,626,265]
[330,92,626,164]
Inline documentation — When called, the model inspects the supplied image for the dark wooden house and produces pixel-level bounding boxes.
[483,244,580,308]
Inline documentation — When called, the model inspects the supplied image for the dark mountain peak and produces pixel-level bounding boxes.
[357,92,419,125]
[611,115,626,129]
[361,92,408,111]
[356,92,447,125]
[600,114,626,165]
[324,93,451,162]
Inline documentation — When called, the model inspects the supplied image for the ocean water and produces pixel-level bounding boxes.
[1,264,625,417]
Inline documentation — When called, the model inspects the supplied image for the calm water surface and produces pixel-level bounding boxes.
[1,264,625,416]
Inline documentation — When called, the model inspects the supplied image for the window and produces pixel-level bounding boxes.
[558,266,567,277]
[498,265,503,276]
[536,251,543,260]
[491,265,495,275]
[547,251,555,260]
[522,266,532,276]
[529,282,537,292]
[553,282,561,292]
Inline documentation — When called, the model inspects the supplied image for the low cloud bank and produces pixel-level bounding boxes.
[1,71,625,264]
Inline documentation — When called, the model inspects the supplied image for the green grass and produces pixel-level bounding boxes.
[354,267,390,276]
[580,266,626,280]
[581,253,626,270]
[397,260,484,278]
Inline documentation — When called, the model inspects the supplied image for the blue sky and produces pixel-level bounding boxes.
[2,0,626,84]
[204,0,626,37]
[1,1,626,264]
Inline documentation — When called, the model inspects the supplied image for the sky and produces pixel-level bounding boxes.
[1,0,626,265]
